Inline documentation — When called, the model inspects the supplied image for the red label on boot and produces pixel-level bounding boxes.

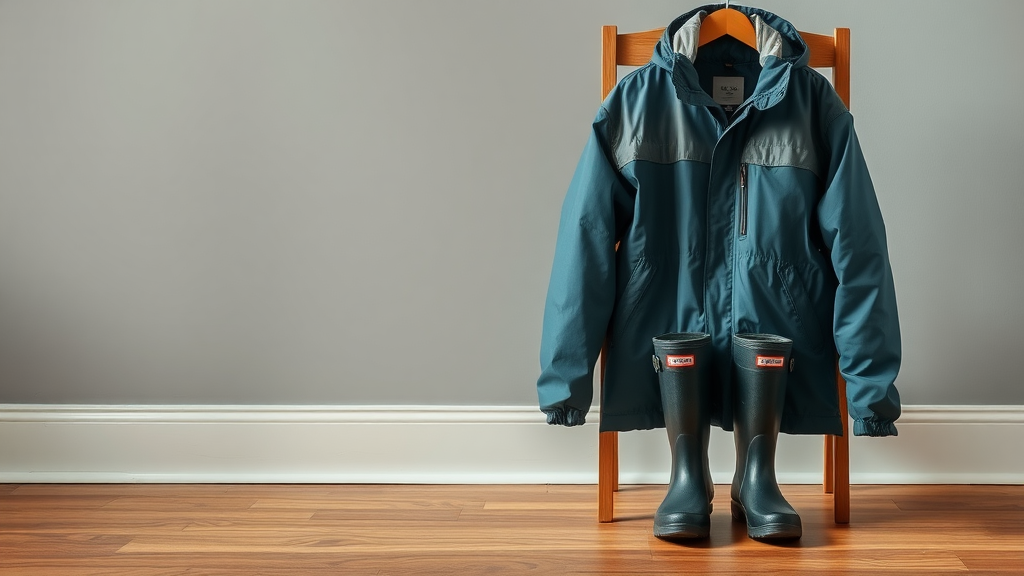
[756,355,786,368]
[665,355,695,368]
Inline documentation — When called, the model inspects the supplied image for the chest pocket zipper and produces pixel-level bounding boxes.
[739,163,748,237]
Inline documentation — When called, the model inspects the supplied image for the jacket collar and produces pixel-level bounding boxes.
[651,4,809,111]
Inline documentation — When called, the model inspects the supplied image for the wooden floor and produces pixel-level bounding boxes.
[1,483,1022,575]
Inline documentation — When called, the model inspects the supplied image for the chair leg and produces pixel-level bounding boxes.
[834,431,850,523]
[834,372,850,524]
[611,430,619,492]
[823,435,835,494]
[598,431,617,522]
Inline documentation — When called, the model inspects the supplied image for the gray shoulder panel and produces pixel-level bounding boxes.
[607,71,715,169]
[740,139,820,177]
[614,137,712,168]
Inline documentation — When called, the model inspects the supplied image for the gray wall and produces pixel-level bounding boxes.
[0,0,1021,405]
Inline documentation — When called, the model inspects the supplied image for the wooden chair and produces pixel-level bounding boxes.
[597,25,852,525]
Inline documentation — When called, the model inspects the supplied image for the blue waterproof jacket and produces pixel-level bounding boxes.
[538,5,901,437]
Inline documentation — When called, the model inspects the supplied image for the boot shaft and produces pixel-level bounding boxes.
[652,333,712,438]
[732,333,792,438]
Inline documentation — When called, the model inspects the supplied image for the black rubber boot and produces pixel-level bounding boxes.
[730,333,802,540]
[651,332,713,540]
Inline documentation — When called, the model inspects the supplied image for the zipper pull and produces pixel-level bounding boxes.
[739,163,748,237]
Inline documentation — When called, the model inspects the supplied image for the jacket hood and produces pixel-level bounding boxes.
[652,4,809,70]
[651,4,810,110]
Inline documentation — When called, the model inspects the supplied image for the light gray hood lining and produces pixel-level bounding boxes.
[753,14,783,66]
[672,11,784,66]
[671,11,706,63]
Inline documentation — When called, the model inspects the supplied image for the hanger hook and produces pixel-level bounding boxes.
[725,0,730,8]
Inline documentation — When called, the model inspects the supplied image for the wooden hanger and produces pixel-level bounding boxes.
[698,1,757,50]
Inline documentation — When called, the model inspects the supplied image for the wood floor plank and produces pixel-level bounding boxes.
[0,552,378,567]
[175,508,464,526]
[0,533,134,559]
[0,483,22,495]
[569,559,971,576]
[1,568,192,576]
[893,496,1024,511]
[250,497,467,510]
[375,551,656,576]
[955,549,1024,572]
[98,496,260,511]
[9,484,242,496]
[1,483,1022,574]
[2,522,192,535]
[308,507,463,522]
[1,508,316,526]
[116,524,653,554]
[650,543,969,568]
[0,556,381,576]
[0,494,120,509]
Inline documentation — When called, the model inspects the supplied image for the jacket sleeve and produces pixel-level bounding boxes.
[817,111,902,437]
[537,106,634,426]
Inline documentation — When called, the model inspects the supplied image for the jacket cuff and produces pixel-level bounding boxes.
[544,407,586,427]
[853,418,898,437]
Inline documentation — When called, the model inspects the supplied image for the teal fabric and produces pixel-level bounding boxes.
[537,4,901,437]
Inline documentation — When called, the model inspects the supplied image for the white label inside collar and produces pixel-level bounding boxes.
[713,76,744,106]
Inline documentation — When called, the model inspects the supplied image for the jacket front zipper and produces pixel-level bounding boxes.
[739,163,748,236]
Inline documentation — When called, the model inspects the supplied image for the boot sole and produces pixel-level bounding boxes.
[731,500,802,540]
[653,522,710,540]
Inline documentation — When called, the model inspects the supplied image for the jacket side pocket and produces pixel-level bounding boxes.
[610,256,656,347]
[777,263,829,353]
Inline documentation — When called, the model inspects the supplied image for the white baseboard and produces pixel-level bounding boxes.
[1,404,1022,484]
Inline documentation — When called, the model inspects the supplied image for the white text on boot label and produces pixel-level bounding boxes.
[755,355,785,368]
[666,355,695,367]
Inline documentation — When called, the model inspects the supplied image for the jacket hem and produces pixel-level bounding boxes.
[598,410,665,433]
[543,407,586,427]
[853,418,898,437]
[778,414,843,436]
[596,412,844,435]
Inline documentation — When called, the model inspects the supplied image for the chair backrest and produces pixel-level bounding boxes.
[600,26,850,109]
